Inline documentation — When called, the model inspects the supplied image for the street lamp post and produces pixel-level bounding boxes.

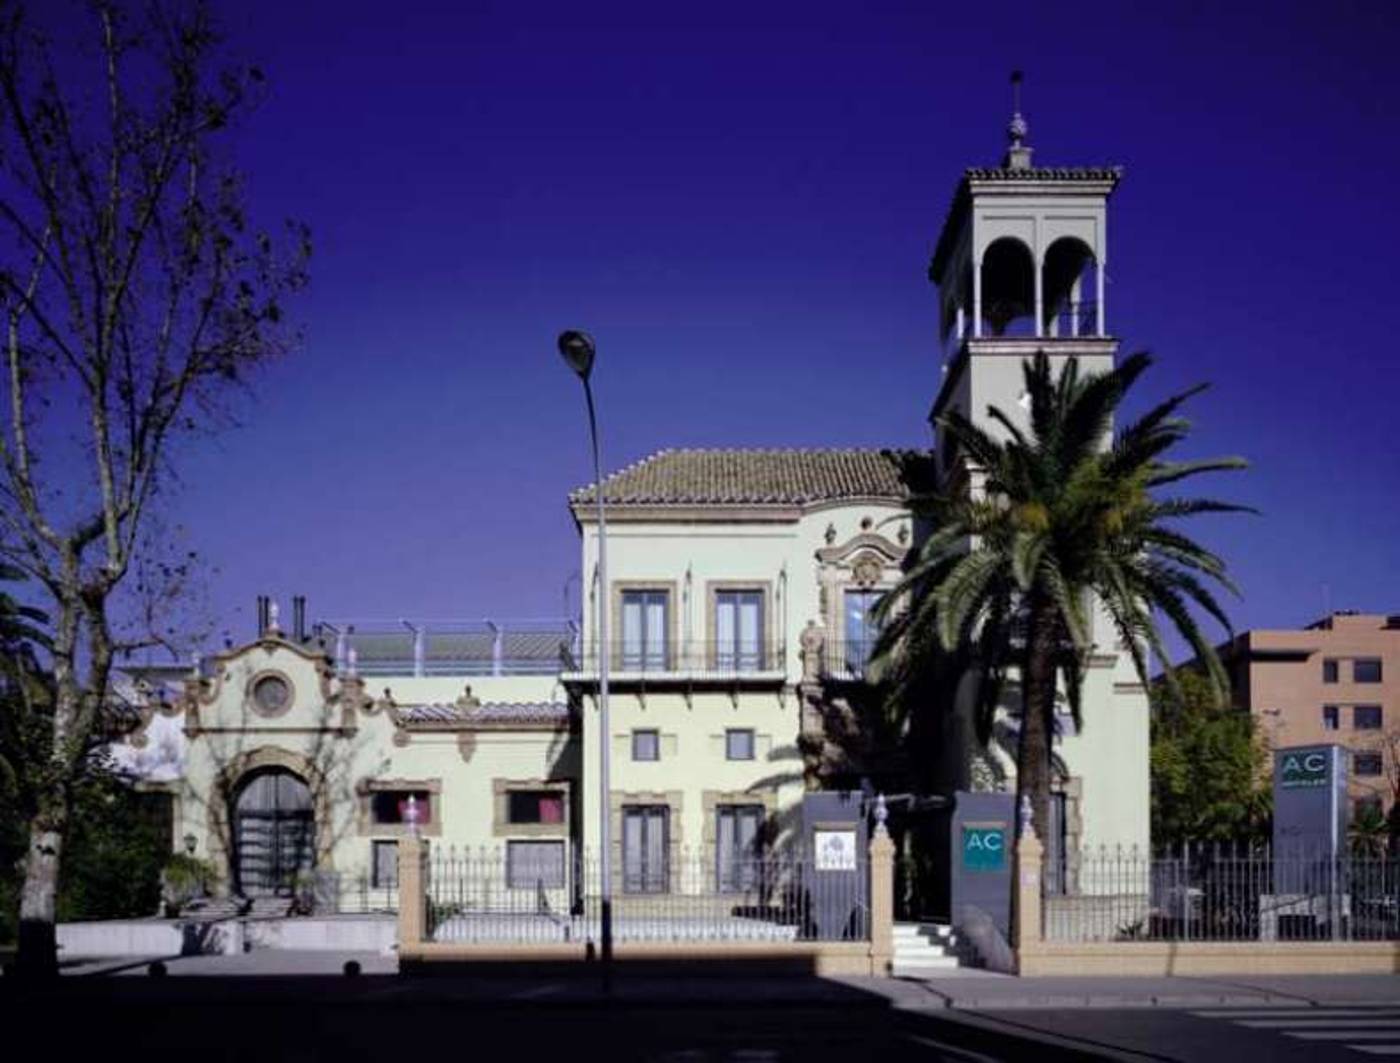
[557,329,613,981]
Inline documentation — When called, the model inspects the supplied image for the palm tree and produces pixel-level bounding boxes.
[872,351,1248,845]
[1349,803,1388,859]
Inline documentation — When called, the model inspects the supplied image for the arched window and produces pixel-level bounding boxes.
[979,237,1036,336]
[1041,237,1097,337]
[233,768,315,896]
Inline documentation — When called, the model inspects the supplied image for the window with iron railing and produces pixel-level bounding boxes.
[715,589,764,672]
[715,804,765,893]
[371,840,398,889]
[506,840,565,889]
[620,590,669,671]
[622,805,669,894]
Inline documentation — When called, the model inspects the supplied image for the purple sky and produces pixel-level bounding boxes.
[156,0,1398,652]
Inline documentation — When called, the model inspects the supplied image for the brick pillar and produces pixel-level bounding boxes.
[397,836,428,950]
[868,823,896,976]
[1012,827,1044,970]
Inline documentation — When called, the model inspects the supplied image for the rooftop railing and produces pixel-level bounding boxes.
[313,618,578,678]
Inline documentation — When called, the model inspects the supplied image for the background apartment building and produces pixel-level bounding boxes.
[1221,611,1400,819]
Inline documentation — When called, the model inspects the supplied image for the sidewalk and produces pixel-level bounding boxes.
[842,970,1400,1010]
[33,950,1400,1012]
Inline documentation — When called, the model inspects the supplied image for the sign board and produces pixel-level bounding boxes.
[814,828,858,871]
[1273,743,1347,868]
[1278,748,1331,790]
[947,792,1014,942]
[961,824,1007,873]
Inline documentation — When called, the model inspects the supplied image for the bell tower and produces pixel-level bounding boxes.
[928,73,1123,474]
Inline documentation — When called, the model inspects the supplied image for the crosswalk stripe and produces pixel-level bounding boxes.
[1238,1019,1400,1029]
[1288,1032,1400,1040]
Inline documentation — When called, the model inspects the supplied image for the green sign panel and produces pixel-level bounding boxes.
[962,825,1006,873]
[1279,748,1330,789]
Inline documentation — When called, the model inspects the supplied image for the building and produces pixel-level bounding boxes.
[112,103,1151,905]
[1220,611,1400,819]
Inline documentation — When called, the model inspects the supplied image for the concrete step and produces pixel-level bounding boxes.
[891,921,962,970]
[891,956,962,976]
[893,922,954,939]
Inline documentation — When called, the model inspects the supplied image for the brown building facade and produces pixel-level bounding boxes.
[1221,612,1400,820]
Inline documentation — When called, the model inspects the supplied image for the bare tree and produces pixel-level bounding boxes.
[0,0,308,974]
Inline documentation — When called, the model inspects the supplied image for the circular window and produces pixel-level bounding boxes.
[251,674,292,716]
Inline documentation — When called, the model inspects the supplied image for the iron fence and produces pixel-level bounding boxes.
[1045,844,1400,943]
[424,846,869,945]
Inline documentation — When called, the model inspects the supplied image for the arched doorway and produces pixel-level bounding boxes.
[233,768,315,896]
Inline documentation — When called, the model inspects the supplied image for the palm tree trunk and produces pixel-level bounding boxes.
[1018,593,1058,846]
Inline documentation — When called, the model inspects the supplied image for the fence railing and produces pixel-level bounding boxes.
[1045,844,1400,943]
[422,846,868,945]
[562,641,788,679]
[818,640,881,681]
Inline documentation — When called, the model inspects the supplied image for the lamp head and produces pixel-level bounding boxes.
[557,330,596,380]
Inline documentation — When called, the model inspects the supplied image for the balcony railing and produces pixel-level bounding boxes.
[818,640,880,682]
[562,640,787,679]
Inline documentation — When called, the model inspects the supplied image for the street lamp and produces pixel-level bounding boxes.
[557,329,613,979]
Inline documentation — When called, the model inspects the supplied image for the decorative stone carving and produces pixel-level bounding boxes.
[860,515,873,531]
[799,621,825,683]
[457,734,477,763]
[824,522,836,545]
[851,551,884,588]
[897,523,910,545]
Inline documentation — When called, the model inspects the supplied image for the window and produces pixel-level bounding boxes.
[621,589,669,671]
[1355,705,1384,731]
[1323,705,1340,731]
[507,790,566,824]
[1323,659,1339,684]
[725,728,755,761]
[622,806,669,894]
[506,840,565,889]
[371,789,432,825]
[1354,795,1384,820]
[716,805,765,892]
[1355,659,1383,683]
[250,673,292,715]
[715,589,764,671]
[371,840,398,889]
[631,729,660,762]
[1355,751,1384,777]
[844,589,882,677]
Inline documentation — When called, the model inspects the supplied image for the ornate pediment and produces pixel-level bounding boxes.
[815,529,907,567]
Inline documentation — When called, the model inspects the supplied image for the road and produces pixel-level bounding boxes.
[5,954,1399,1062]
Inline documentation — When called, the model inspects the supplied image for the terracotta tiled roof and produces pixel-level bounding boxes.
[963,166,1123,182]
[399,702,571,725]
[569,448,924,507]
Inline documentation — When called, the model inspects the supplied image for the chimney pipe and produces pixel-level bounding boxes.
[256,595,268,638]
[293,596,306,643]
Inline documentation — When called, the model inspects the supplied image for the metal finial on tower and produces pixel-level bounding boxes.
[1004,69,1033,171]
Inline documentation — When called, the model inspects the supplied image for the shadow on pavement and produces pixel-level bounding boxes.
[0,955,1121,1062]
